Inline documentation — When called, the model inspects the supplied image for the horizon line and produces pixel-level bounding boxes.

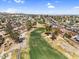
[0,12,79,16]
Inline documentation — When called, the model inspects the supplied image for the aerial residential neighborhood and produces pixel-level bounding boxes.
[0,13,79,59]
[0,0,79,59]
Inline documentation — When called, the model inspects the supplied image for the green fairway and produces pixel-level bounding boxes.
[29,28,67,59]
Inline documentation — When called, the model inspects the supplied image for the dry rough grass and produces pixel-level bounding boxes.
[42,33,79,59]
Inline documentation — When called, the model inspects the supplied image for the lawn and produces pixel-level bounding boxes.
[29,28,67,59]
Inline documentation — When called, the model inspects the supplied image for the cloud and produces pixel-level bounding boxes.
[47,3,55,8]
[14,0,24,3]
[1,7,23,13]
[47,3,51,6]
[74,6,79,9]
[48,5,55,8]
[5,8,17,13]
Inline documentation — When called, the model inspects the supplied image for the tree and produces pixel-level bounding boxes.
[1,18,5,23]
[11,31,20,42]
[42,18,45,24]
[0,35,5,46]
[63,33,71,39]
[51,33,56,40]
[50,28,61,40]
[45,24,52,35]
[5,21,13,34]
[52,28,61,36]
[26,20,32,31]
[5,21,20,43]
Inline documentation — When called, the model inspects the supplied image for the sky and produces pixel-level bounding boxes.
[0,0,79,15]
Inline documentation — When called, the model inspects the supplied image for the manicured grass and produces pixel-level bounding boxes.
[29,28,67,59]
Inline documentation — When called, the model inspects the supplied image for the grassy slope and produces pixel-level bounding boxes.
[29,28,67,59]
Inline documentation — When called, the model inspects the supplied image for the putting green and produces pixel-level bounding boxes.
[29,28,67,59]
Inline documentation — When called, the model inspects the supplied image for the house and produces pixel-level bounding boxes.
[72,34,79,41]
[18,33,25,43]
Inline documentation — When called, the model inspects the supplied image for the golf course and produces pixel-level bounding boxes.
[29,28,67,59]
